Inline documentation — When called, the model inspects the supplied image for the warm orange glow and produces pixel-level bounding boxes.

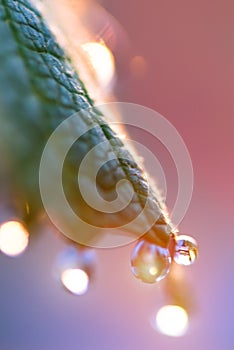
[130,55,147,78]
[0,221,29,257]
[81,42,115,88]
[149,266,158,276]
[61,268,89,295]
[155,305,189,337]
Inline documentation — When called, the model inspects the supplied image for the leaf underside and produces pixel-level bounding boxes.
[0,0,171,247]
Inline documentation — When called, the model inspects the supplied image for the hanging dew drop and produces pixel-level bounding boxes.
[130,240,171,283]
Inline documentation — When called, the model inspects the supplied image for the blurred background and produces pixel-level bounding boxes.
[0,0,234,349]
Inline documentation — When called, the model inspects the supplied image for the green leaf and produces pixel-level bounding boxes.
[0,0,171,247]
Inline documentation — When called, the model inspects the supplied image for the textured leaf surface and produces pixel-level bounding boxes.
[0,0,171,247]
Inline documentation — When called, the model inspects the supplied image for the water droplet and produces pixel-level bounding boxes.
[54,246,95,295]
[173,235,198,266]
[130,240,171,283]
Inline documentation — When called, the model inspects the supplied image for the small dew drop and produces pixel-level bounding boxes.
[173,235,198,266]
